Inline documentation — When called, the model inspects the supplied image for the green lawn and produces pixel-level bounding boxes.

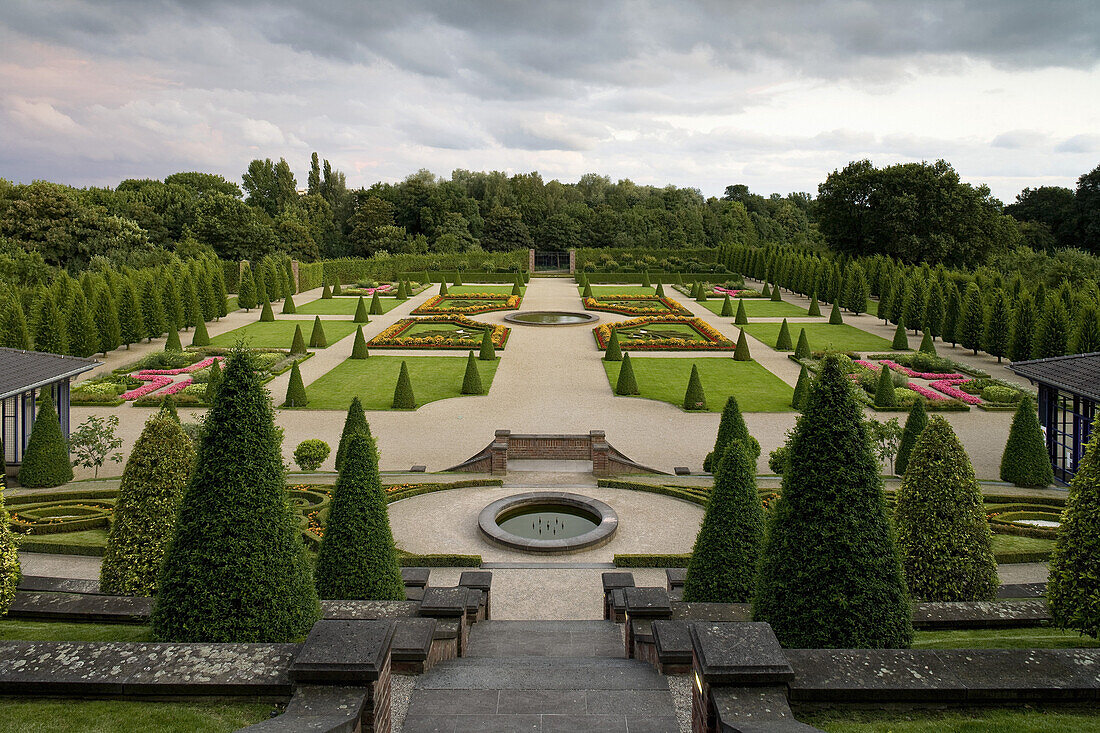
[0,700,275,733]
[913,627,1100,649]
[603,357,793,412]
[0,620,152,642]
[580,285,658,296]
[448,284,524,295]
[803,707,1100,733]
[20,528,107,547]
[226,295,238,313]
[699,298,811,318]
[991,533,1054,555]
[300,355,500,410]
[615,321,714,346]
[209,319,359,348]
[297,297,401,315]
[741,322,892,352]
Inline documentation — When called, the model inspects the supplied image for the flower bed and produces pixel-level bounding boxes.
[137,356,225,376]
[368,315,511,350]
[673,283,762,298]
[593,316,736,351]
[412,293,521,315]
[119,374,173,401]
[582,295,691,316]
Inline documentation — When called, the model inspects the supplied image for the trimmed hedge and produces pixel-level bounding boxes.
[614,554,690,568]
[775,319,792,350]
[1000,396,1054,487]
[604,329,622,361]
[290,324,307,355]
[392,361,416,409]
[734,329,751,361]
[18,398,73,488]
[398,553,482,567]
[353,297,369,324]
[478,329,495,361]
[461,351,483,395]
[335,397,371,472]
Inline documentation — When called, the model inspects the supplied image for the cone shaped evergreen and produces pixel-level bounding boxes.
[895,416,998,601]
[190,316,210,347]
[641,271,651,288]
[206,359,222,402]
[461,351,483,394]
[309,316,328,348]
[152,349,320,642]
[392,360,416,409]
[453,271,462,286]
[794,328,810,359]
[808,291,821,317]
[478,329,495,361]
[582,282,593,298]
[1048,414,1100,638]
[696,283,708,302]
[720,294,733,317]
[165,325,182,352]
[999,396,1054,487]
[829,301,844,324]
[655,283,665,297]
[775,319,793,350]
[396,281,408,301]
[17,397,73,488]
[314,434,405,600]
[734,299,748,324]
[439,280,449,295]
[283,361,308,407]
[761,282,771,297]
[892,321,909,350]
[874,363,897,408]
[919,330,937,355]
[895,399,928,476]
[511,281,523,296]
[791,365,810,410]
[331,278,342,296]
[290,324,307,355]
[703,395,758,473]
[100,414,195,596]
[335,397,371,472]
[683,363,707,410]
[770,283,782,302]
[753,354,913,648]
[682,441,765,602]
[604,329,622,361]
[369,292,383,315]
[321,282,332,299]
[734,329,751,361]
[353,297,370,323]
[259,299,275,322]
[282,293,296,314]
[615,352,640,395]
[351,326,369,359]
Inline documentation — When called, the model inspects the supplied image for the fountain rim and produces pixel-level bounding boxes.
[503,310,600,326]
[477,491,618,553]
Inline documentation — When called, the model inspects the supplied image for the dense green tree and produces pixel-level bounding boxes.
[922,282,945,339]
[1000,396,1054,487]
[242,157,298,218]
[283,361,308,407]
[734,329,751,360]
[392,360,416,409]
[902,281,924,335]
[775,319,793,350]
[891,321,909,350]
[704,395,759,473]
[350,326,369,359]
[1071,303,1100,354]
[335,397,371,472]
[479,329,495,361]
[309,316,327,348]
[94,286,121,355]
[140,277,166,342]
[290,324,307,355]
[461,351,483,394]
[943,283,962,346]
[615,352,639,395]
[0,285,32,349]
[33,290,67,355]
[829,301,843,324]
[791,365,810,410]
[895,399,928,476]
[604,329,622,361]
[1008,292,1036,362]
[1033,297,1070,359]
[282,293,296,314]
[734,299,748,324]
[794,328,810,359]
[918,330,937,355]
[18,396,73,488]
[874,363,897,408]
[353,296,369,324]
[1005,185,1078,251]
[982,289,1011,362]
[190,314,210,347]
[845,264,869,314]
[683,364,706,410]
[66,289,97,358]
[958,282,985,354]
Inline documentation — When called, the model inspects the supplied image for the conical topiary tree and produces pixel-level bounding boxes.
[461,350,483,394]
[655,283,665,297]
[775,319,793,350]
[165,324,183,352]
[829,301,844,324]
[99,414,195,596]
[791,365,810,410]
[190,315,210,347]
[641,271,651,288]
[895,399,928,476]
[335,397,371,472]
[392,361,416,409]
[321,281,332,300]
[720,295,733,317]
[615,352,639,395]
[453,271,462,286]
[794,328,810,359]
[353,297,370,324]
[351,326,369,359]
[0,436,21,617]
[734,299,748,325]
[734,329,751,361]
[332,277,342,296]
[770,283,782,302]
[439,280,449,296]
[874,363,896,408]
[511,281,522,296]
[283,361,308,407]
[259,299,275,322]
[683,364,706,411]
[696,283,708,302]
[309,316,328,348]
[478,329,495,361]
[151,349,320,642]
[238,265,258,310]
[369,291,383,315]
[895,416,998,601]
[753,354,913,648]
[892,321,909,350]
[1000,396,1053,487]
[290,324,307,355]
[682,440,765,602]
[808,291,821,317]
[761,282,772,298]
[604,329,622,361]
[17,396,73,488]
[582,282,594,299]
[1048,414,1100,638]
[396,281,408,301]
[919,330,937,355]
[282,293,296,315]
[703,395,759,473]
[314,434,405,600]
[206,359,222,402]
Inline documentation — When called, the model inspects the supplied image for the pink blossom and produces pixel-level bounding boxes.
[712,286,744,296]
[120,375,172,400]
[137,356,225,376]
[160,378,193,396]
[931,378,983,404]
[905,383,947,401]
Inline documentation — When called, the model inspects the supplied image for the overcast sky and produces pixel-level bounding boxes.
[2,1,1098,202]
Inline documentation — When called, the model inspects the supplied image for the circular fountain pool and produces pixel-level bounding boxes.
[478,492,618,553]
[504,311,599,326]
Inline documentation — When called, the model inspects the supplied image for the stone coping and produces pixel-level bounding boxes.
[503,310,600,326]
[477,491,619,554]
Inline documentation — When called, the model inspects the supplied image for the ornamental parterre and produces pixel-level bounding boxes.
[368,315,511,350]
[582,295,691,316]
[412,293,522,315]
[593,316,736,351]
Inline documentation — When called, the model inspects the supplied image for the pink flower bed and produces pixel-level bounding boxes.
[138,356,225,376]
[120,375,172,400]
[853,359,981,404]
[356,284,392,295]
[906,383,947,401]
[160,378,193,396]
[713,286,744,296]
[931,378,983,405]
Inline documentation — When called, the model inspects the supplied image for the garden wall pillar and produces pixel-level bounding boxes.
[569,248,576,274]
[528,248,535,272]
[290,260,300,293]
[490,430,510,474]
[590,430,609,475]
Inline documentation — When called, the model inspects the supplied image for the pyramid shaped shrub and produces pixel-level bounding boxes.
[1000,396,1054,487]
[335,397,371,471]
[18,397,73,488]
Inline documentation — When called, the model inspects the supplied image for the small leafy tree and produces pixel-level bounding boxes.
[461,350,483,394]
[682,364,706,410]
[68,415,123,478]
[1071,303,1100,354]
[895,399,928,476]
[18,397,73,488]
[293,440,330,471]
[392,360,416,409]
[615,352,640,395]
[1000,395,1053,487]
[867,417,902,474]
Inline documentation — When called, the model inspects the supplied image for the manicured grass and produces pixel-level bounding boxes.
[297,297,401,315]
[0,699,276,733]
[617,322,711,344]
[21,528,108,547]
[209,320,358,348]
[580,285,657,296]
[913,627,1100,649]
[741,322,892,352]
[802,706,1100,733]
[449,284,525,295]
[603,357,794,412]
[225,295,239,312]
[698,298,811,318]
[0,620,153,642]
[300,355,500,410]
[991,533,1054,555]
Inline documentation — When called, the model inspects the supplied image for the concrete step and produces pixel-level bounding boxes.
[466,620,625,659]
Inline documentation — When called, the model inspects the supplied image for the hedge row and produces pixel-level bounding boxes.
[397,553,482,567]
[596,479,709,505]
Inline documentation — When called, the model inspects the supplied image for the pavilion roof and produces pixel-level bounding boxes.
[1009,351,1100,404]
[0,348,100,400]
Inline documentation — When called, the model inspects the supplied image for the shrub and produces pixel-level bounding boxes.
[794,328,810,359]
[165,326,182,352]
[958,282,985,354]
[369,292,383,315]
[615,352,639,395]
[152,349,320,642]
[453,271,462,286]
[761,282,771,298]
[392,361,416,409]
[18,397,73,488]
[332,277,342,296]
[335,397,371,471]
[703,395,759,472]
[351,326,369,359]
[641,271,651,288]
[0,438,20,617]
[353,297,369,324]
[511,281,522,296]
[315,434,406,600]
[283,361,308,407]
[478,329,495,361]
[99,415,195,596]
[309,316,328,348]
[770,283,782,302]
[259,299,275,322]
[895,399,927,476]
[734,329,751,361]
[775,319,793,350]
[190,316,210,347]
[1048,414,1100,638]
[282,293,296,314]
[683,364,706,411]
[720,295,733,317]
[238,265,258,310]
[439,280,449,295]
[1033,297,1070,359]
[682,441,764,602]
[696,284,708,302]
[461,351,483,395]
[874,363,896,408]
[321,281,332,300]
[734,299,748,324]
[982,385,1020,403]
[1000,396,1054,487]
[582,282,594,298]
[206,359,223,401]
[895,416,998,601]
[753,354,913,648]
[290,324,307,355]
[396,281,408,301]
[829,301,844,324]
[768,444,789,475]
[918,330,936,354]
[791,365,810,410]
[604,328,622,361]
[655,283,665,297]
[294,439,330,471]
[892,321,909,350]
[807,291,821,317]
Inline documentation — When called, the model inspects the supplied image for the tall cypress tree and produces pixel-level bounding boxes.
[895,399,928,476]
[845,264,869,314]
[335,397,371,472]
[66,289,97,358]
[753,355,913,648]
[922,282,945,339]
[238,264,258,311]
[161,278,184,329]
[212,263,229,318]
[140,277,166,341]
[0,285,32,349]
[1071,303,1100,354]
[704,395,759,473]
[17,396,73,488]
[33,291,68,355]
[999,396,1054,487]
[152,349,320,642]
[94,285,121,355]
[903,282,923,335]
[982,290,1011,362]
[943,283,962,347]
[958,282,985,355]
[1033,297,1070,359]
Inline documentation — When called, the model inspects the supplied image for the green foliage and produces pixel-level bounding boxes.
[615,352,640,395]
[794,328,810,359]
[682,441,765,602]
[238,264,257,310]
[768,444,790,475]
[0,284,32,350]
[770,282,782,302]
[18,397,73,488]
[682,363,706,410]
[309,316,327,348]
[331,277,342,296]
[734,328,751,361]
[68,415,123,479]
[335,397,371,472]
[958,282,985,354]
[1071,303,1100,354]
[99,415,195,596]
[734,298,748,324]
[704,395,760,472]
[190,315,210,347]
[283,361,308,407]
[641,271,651,288]
[165,325,182,352]
[350,326,369,359]
[478,328,495,361]
[461,351,483,394]
[511,281,522,296]
[982,289,1010,361]
[33,291,67,355]
[1000,396,1054,487]
[65,290,97,357]
[874,363,897,407]
[139,277,165,342]
[720,294,733,317]
[761,282,771,297]
[868,416,903,474]
[353,296,369,323]
[369,291,382,315]
[895,399,928,476]
[943,283,962,346]
[118,278,144,349]
[1033,297,1070,359]
[791,365,810,410]
[892,321,909,350]
[281,293,296,314]
[439,280,449,295]
[0,437,20,617]
[1048,414,1100,638]
[293,439,330,471]
[206,359,222,402]
[807,291,821,317]
[604,328,622,361]
[152,349,320,642]
[290,324,307,355]
[753,354,913,648]
[453,271,462,286]
[828,300,844,324]
[392,360,416,409]
[895,417,999,601]
[655,282,665,297]
[774,319,793,350]
[582,282,593,298]
[315,434,406,600]
[259,299,275,322]
[396,281,408,301]
[918,330,937,355]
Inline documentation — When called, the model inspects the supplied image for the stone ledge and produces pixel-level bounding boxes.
[9,591,151,623]
[712,685,824,732]
[691,623,793,687]
[238,685,366,732]
[912,599,1051,629]
[290,620,394,684]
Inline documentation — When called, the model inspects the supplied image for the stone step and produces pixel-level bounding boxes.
[414,656,668,691]
[465,620,625,659]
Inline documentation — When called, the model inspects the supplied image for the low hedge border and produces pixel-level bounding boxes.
[597,479,708,506]
[6,489,120,505]
[17,540,105,556]
[397,553,482,567]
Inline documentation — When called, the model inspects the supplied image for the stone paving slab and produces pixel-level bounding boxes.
[465,621,624,658]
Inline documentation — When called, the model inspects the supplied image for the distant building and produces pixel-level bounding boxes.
[1010,352,1100,483]
[0,348,100,466]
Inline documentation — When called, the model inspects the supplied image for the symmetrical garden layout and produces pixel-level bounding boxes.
[369,315,510,350]
[413,293,522,315]
[594,317,736,351]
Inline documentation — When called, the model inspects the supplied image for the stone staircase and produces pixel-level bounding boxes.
[402,620,680,732]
